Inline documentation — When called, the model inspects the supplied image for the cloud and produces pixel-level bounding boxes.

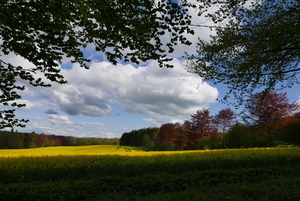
[45,109,58,115]
[52,58,218,124]
[7,99,56,111]
[13,58,218,125]
[47,114,83,135]
[50,90,113,117]
[48,114,76,126]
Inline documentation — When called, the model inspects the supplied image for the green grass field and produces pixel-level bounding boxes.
[0,146,300,201]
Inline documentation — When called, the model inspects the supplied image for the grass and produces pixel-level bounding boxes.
[0,146,300,200]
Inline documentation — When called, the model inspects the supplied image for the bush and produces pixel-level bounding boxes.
[226,123,249,148]
[42,140,55,147]
[197,137,211,150]
[281,120,300,145]
[198,134,223,150]
[247,130,270,148]
[158,142,176,151]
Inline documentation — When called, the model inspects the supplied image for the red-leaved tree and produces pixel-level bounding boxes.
[212,108,235,147]
[191,109,213,135]
[213,108,235,133]
[177,120,197,150]
[186,109,213,149]
[155,123,178,150]
[243,91,299,145]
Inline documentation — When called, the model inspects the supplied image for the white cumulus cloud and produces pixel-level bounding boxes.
[42,58,219,125]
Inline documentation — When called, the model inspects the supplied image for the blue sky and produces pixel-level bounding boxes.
[1,1,299,138]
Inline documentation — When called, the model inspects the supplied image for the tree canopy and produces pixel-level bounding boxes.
[243,91,299,144]
[213,108,235,133]
[0,0,195,128]
[187,0,300,105]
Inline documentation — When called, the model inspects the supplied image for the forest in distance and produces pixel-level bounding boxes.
[0,130,119,149]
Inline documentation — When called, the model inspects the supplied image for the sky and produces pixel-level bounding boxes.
[1,1,300,138]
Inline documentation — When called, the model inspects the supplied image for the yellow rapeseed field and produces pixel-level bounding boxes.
[0,145,137,157]
[0,145,208,157]
[1,144,297,158]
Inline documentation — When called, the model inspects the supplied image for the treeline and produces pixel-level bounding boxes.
[120,91,300,150]
[222,120,300,149]
[120,114,300,151]
[119,108,234,150]
[0,131,119,149]
[119,127,159,147]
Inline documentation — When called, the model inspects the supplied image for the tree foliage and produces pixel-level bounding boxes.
[0,0,195,128]
[155,109,216,150]
[120,127,159,147]
[0,130,119,148]
[155,123,178,150]
[213,107,235,133]
[0,131,25,149]
[190,108,213,135]
[187,0,300,105]
[243,91,299,144]
[226,122,269,148]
